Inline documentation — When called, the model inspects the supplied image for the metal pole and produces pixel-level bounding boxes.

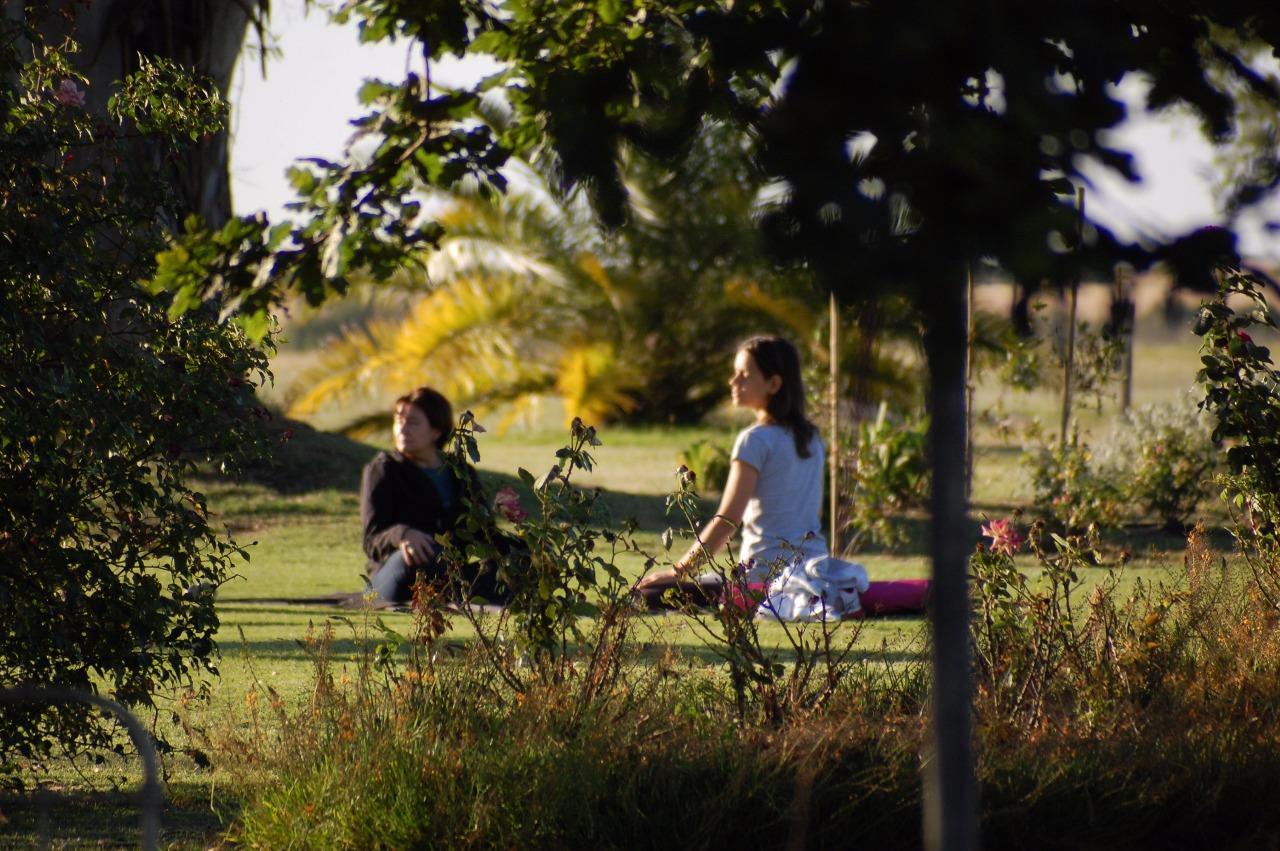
[0,686,162,850]
[1060,187,1084,447]
[829,290,840,555]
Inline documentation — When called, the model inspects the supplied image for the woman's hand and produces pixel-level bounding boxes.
[635,566,681,590]
[400,529,439,566]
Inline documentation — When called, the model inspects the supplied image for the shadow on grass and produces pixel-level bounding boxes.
[214,417,685,530]
[0,787,231,849]
[226,637,370,662]
[596,487,716,531]
[222,610,930,667]
[839,513,983,559]
[1097,521,1231,555]
[221,417,377,494]
[634,637,928,667]
[224,636,928,667]
[841,510,1233,562]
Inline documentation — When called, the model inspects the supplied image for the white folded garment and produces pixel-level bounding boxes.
[758,554,870,622]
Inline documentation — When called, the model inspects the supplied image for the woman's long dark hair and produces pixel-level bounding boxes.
[397,386,454,450]
[740,335,817,458]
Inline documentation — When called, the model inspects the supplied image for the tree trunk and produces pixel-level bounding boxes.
[921,275,978,850]
[20,0,265,227]
[964,264,974,501]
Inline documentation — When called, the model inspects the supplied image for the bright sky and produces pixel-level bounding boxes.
[230,1,1277,260]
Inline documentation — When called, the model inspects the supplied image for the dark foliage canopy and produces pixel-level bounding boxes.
[154,1,1279,324]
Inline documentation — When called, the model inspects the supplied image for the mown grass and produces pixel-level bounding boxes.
[4,317,1245,848]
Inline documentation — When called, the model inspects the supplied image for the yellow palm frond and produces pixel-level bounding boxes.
[285,324,392,417]
[574,253,627,313]
[555,341,641,426]
[724,278,819,340]
[288,275,559,423]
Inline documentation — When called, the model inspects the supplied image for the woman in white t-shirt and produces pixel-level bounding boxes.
[635,335,849,612]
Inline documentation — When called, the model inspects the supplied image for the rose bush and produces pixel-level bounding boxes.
[0,15,271,773]
[1193,268,1280,603]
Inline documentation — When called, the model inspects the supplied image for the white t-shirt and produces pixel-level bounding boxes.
[731,423,827,581]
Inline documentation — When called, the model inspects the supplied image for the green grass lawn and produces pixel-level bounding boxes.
[4,321,1233,848]
[207,327,1208,743]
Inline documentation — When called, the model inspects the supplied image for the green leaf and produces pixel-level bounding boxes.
[597,0,623,25]
[356,79,400,105]
[469,30,506,56]
[167,284,203,319]
[571,600,599,617]
[235,310,271,343]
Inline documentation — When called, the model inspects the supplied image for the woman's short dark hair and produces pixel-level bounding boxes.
[740,335,817,458]
[396,386,453,450]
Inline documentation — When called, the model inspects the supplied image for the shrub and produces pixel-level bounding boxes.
[970,515,1093,726]
[223,527,1280,848]
[0,17,270,770]
[1023,427,1122,535]
[224,623,924,850]
[213,447,1280,847]
[1193,267,1280,603]
[998,305,1126,410]
[1096,398,1219,531]
[677,436,732,493]
[839,404,930,550]
[970,517,1280,741]
[434,415,642,690]
[663,467,882,726]
[429,417,878,727]
[1025,399,1217,534]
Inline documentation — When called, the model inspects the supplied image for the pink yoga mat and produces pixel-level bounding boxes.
[724,578,931,616]
[855,579,931,615]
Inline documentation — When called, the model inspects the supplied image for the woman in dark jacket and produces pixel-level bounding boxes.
[362,386,509,605]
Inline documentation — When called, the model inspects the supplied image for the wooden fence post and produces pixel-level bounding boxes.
[1060,187,1084,447]
[1116,264,1134,413]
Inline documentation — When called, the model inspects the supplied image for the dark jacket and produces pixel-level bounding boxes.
[360,450,484,575]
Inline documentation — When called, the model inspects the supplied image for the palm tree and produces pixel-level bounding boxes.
[288,126,799,431]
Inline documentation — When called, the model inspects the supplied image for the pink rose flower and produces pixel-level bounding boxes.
[980,518,1025,557]
[1238,330,1253,343]
[493,486,527,523]
[55,79,85,107]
